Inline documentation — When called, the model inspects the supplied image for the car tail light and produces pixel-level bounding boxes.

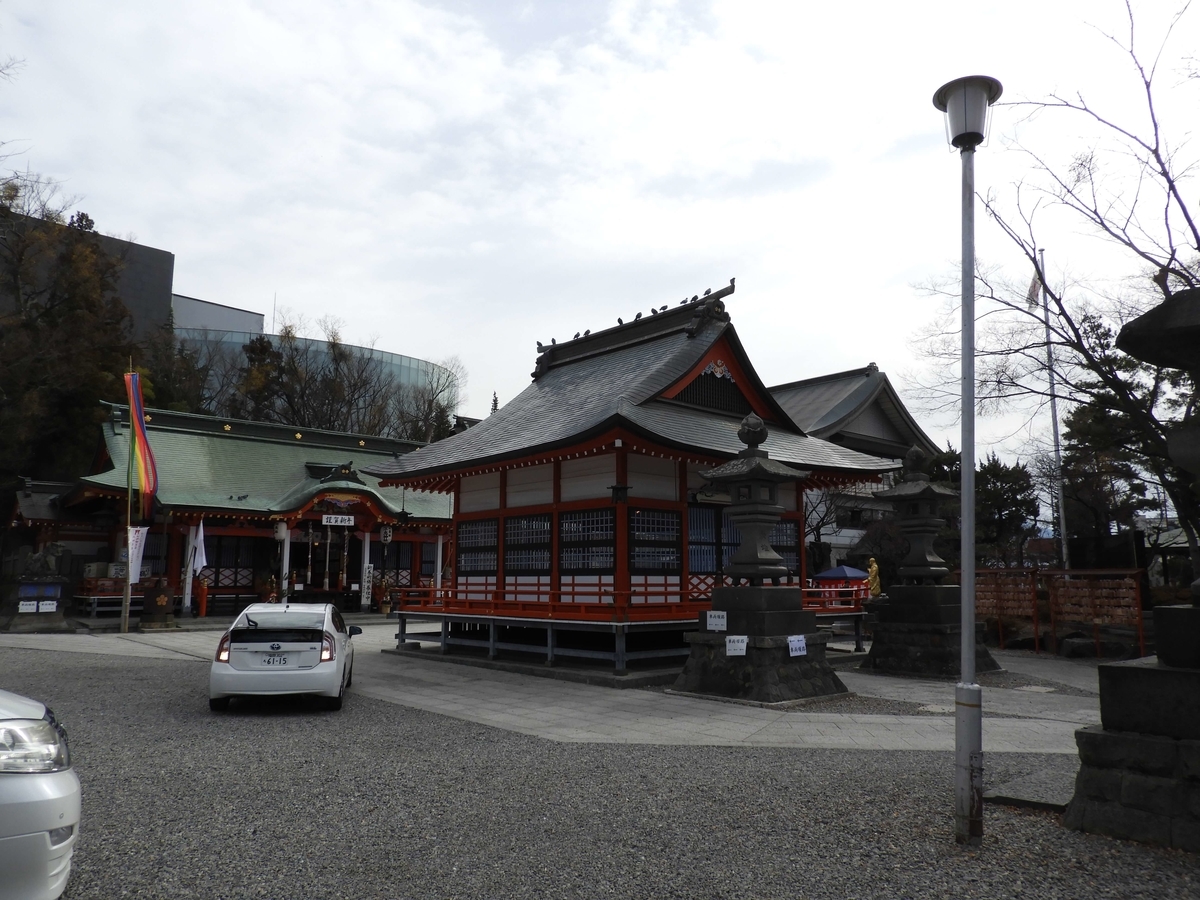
[215,633,231,663]
[320,632,335,662]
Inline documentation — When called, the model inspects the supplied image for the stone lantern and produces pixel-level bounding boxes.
[873,446,958,584]
[1060,286,1200,852]
[699,414,809,585]
[859,446,999,678]
[672,413,848,703]
[1116,286,1200,667]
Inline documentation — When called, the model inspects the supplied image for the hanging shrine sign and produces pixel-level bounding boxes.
[321,514,355,526]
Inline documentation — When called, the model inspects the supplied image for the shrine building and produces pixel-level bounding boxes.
[13,405,451,618]
[364,282,897,670]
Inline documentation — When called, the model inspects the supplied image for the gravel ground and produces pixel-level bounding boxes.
[2,648,1195,900]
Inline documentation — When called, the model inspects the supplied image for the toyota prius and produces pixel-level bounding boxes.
[209,603,360,711]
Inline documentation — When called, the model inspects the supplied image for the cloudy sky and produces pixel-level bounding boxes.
[1,0,1196,453]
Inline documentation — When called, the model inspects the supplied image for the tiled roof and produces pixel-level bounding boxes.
[769,364,938,458]
[80,406,450,521]
[366,289,893,482]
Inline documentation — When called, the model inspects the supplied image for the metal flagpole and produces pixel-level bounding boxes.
[121,395,134,634]
[1040,249,1070,570]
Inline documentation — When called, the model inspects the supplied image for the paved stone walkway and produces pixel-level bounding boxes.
[0,627,1093,753]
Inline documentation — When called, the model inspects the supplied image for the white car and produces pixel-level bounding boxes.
[0,690,81,900]
[209,603,360,711]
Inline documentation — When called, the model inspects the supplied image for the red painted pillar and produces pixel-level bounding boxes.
[615,449,630,608]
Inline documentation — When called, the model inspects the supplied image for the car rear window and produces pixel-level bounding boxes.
[230,628,324,644]
[235,612,325,630]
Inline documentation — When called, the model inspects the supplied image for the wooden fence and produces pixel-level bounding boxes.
[973,569,1145,656]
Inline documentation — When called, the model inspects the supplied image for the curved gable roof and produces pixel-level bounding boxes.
[366,289,891,483]
[78,405,450,521]
[769,364,938,458]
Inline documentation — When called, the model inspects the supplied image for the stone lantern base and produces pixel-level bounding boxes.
[673,586,849,704]
[1063,657,1200,852]
[860,585,999,679]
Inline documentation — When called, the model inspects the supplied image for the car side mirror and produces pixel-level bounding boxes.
[348,626,363,636]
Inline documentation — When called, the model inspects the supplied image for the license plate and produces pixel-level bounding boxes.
[262,653,289,666]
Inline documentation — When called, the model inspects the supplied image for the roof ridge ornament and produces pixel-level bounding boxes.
[685,278,735,338]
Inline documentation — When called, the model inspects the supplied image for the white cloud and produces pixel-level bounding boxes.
[1,0,1196,461]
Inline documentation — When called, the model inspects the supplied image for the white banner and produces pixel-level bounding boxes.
[193,520,207,573]
[127,526,150,585]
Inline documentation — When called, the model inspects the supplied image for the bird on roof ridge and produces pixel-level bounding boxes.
[584,329,590,336]
[551,338,556,344]
[650,308,658,316]
[618,317,623,325]
[660,305,667,311]
[574,332,580,339]
[704,288,711,296]
[536,341,544,350]
[634,312,642,320]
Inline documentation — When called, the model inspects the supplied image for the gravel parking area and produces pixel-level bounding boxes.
[2,648,1195,900]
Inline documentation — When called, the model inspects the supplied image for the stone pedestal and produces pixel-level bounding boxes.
[1064,658,1200,851]
[673,586,848,703]
[674,632,847,703]
[859,585,1000,678]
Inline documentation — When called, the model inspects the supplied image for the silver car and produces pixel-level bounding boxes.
[0,689,80,900]
[208,603,359,711]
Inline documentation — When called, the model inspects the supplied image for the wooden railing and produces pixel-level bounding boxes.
[389,583,867,624]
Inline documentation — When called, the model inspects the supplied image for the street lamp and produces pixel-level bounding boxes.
[933,73,1002,847]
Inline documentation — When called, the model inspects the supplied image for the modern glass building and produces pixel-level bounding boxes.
[171,294,451,390]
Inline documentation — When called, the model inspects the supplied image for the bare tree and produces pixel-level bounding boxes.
[392,355,466,443]
[914,1,1200,572]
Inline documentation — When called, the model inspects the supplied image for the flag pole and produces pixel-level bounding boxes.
[122,373,134,634]
[1039,249,1070,570]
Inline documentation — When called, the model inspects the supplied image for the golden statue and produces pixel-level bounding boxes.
[868,558,881,597]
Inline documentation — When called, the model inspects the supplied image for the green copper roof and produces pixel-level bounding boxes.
[81,405,451,521]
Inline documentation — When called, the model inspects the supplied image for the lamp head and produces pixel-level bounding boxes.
[933,75,1003,149]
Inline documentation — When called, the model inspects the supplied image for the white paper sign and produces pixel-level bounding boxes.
[294,583,304,591]
[706,610,727,632]
[788,635,808,657]
[322,514,355,526]
[725,635,748,657]
[18,600,38,613]
[38,600,58,613]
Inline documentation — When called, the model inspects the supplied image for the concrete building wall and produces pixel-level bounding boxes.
[172,294,264,333]
[97,232,175,339]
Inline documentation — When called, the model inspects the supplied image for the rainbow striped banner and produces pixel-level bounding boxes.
[124,372,158,521]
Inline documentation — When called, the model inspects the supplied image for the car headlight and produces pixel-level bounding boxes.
[0,717,71,773]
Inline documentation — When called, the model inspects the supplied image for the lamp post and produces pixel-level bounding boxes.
[933,74,1002,847]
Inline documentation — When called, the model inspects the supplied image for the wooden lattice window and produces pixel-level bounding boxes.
[559,509,615,574]
[505,514,552,574]
[629,508,681,573]
[456,519,498,575]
